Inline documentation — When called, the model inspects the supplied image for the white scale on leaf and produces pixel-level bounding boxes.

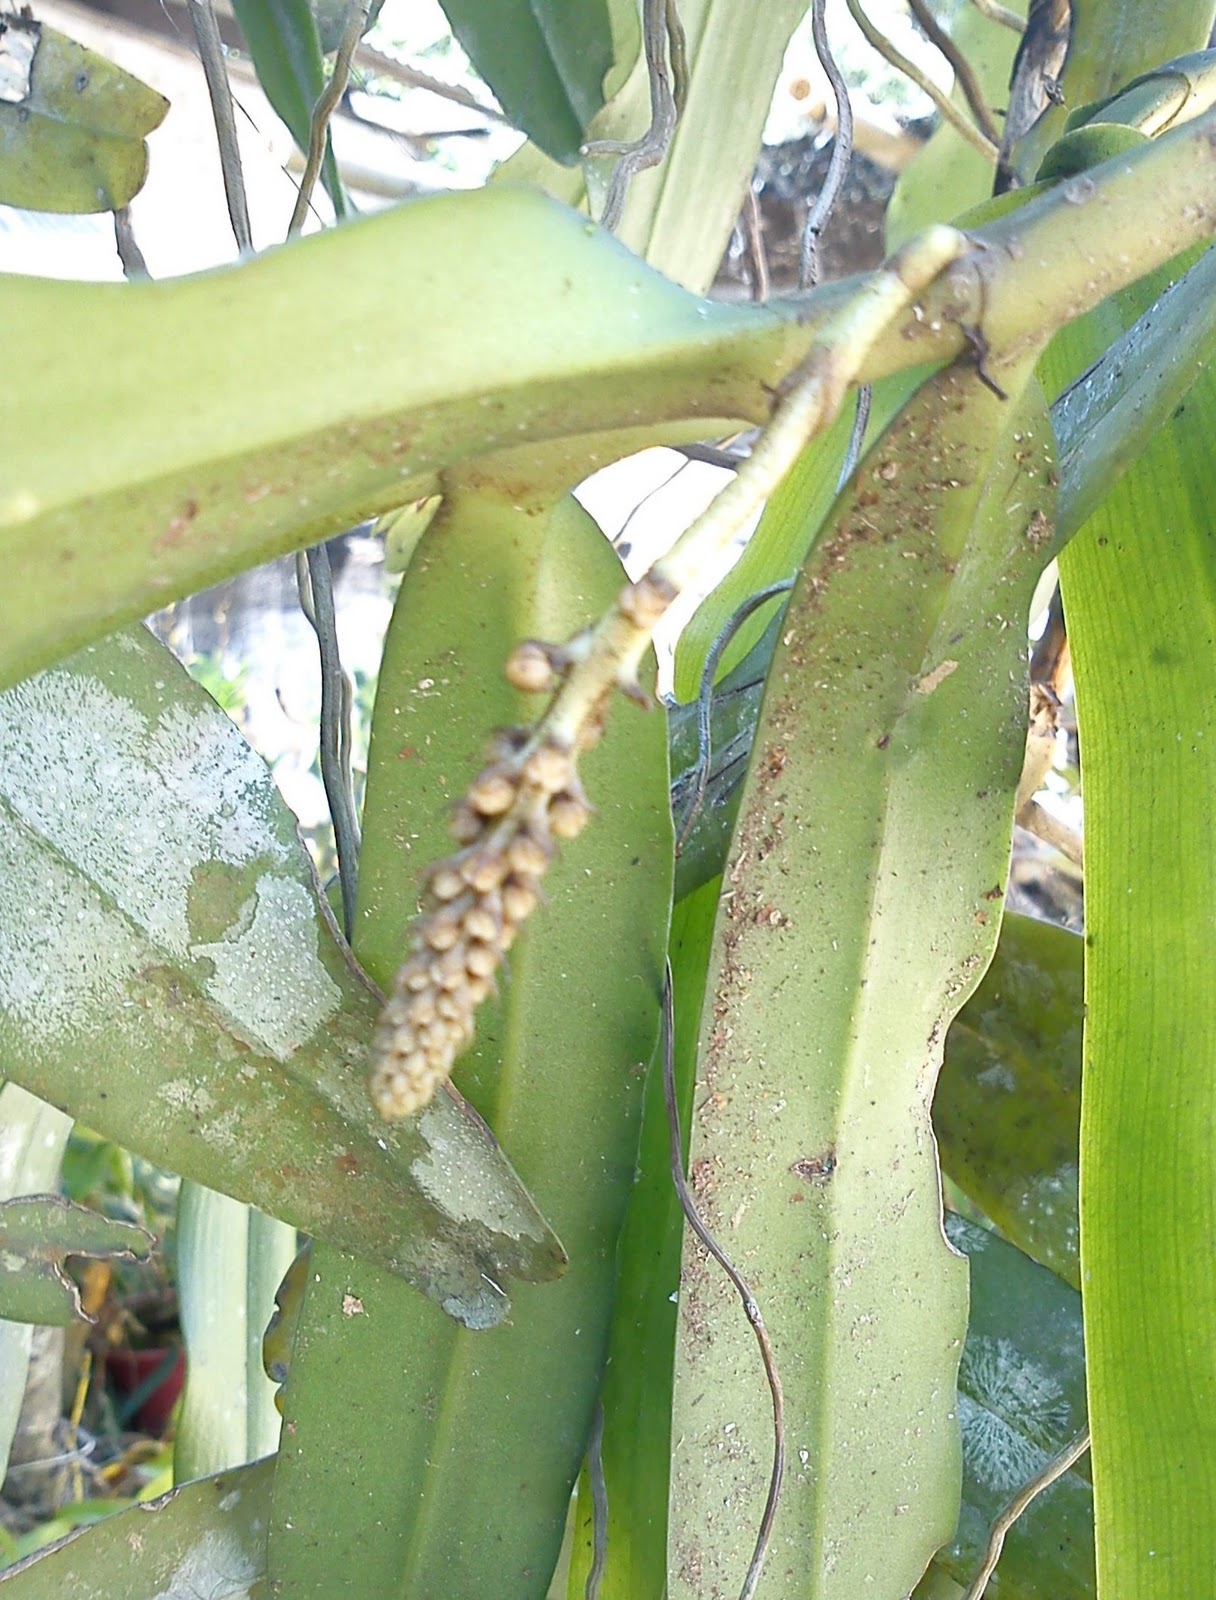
[957,1333,1072,1495]
[148,1525,258,1600]
[0,654,340,1062]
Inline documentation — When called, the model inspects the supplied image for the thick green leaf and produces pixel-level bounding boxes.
[230,0,347,219]
[674,233,1216,900]
[937,913,1082,1288]
[0,626,561,1319]
[0,18,167,212]
[268,488,672,1598]
[0,1459,272,1595]
[7,125,1216,688]
[1058,286,1216,1596]
[0,186,779,690]
[934,1214,1092,1599]
[668,353,1056,1599]
[438,0,614,164]
[1039,18,1216,1577]
[0,1195,151,1326]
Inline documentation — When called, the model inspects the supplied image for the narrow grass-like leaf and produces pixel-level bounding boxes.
[0,19,167,212]
[0,625,561,1315]
[437,0,613,163]
[268,487,672,1597]
[0,1196,151,1326]
[668,353,1056,1599]
[1058,300,1216,1599]
[936,914,1082,1288]
[0,1459,272,1595]
[230,0,347,218]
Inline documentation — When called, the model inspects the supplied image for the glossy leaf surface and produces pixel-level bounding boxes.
[937,914,1082,1288]
[438,0,613,163]
[0,626,561,1318]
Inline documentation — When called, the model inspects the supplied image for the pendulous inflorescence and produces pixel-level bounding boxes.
[368,638,603,1122]
[368,226,972,1121]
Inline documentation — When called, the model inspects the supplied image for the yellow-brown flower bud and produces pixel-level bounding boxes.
[468,767,517,817]
[505,640,558,693]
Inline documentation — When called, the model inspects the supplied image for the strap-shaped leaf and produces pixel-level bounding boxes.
[566,879,719,1599]
[668,352,1056,1599]
[229,0,347,218]
[8,121,1216,690]
[1057,271,1216,1600]
[438,0,615,163]
[268,487,672,1597]
[0,626,562,1322]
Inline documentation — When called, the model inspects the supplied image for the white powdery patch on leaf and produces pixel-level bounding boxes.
[149,1525,259,1600]
[958,1333,1071,1495]
[0,651,343,1064]
[0,669,285,957]
[0,821,146,1046]
[1021,1162,1080,1254]
[193,876,341,1062]
[412,1101,549,1244]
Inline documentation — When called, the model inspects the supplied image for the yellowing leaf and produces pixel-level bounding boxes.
[0,18,167,213]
